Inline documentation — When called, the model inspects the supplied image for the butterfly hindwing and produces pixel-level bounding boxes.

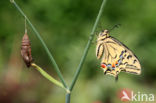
[110,37,141,75]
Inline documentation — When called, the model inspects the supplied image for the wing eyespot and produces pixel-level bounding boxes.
[101,63,106,68]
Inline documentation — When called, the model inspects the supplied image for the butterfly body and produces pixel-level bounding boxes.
[96,30,141,79]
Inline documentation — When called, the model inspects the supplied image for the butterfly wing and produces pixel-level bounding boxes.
[100,36,141,77]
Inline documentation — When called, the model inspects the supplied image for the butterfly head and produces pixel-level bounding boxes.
[97,30,109,41]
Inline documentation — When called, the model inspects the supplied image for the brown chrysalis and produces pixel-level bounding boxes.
[21,32,33,67]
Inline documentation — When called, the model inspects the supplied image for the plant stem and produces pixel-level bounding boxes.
[10,0,67,88]
[69,0,107,91]
[31,63,69,91]
[65,93,71,103]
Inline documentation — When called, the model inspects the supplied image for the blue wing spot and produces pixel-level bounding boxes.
[118,59,122,64]
[107,64,111,67]
[112,67,115,70]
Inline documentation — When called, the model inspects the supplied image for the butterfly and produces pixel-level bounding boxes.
[96,29,141,80]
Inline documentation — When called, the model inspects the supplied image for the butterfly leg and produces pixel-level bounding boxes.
[115,75,118,82]
[104,71,107,75]
[92,40,97,44]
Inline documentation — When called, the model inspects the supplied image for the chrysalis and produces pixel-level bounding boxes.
[21,31,33,67]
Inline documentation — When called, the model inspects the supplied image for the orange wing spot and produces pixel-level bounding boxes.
[112,63,115,68]
[101,64,106,68]
[115,61,118,65]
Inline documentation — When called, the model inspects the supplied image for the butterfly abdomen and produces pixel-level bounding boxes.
[96,43,104,59]
[96,30,109,59]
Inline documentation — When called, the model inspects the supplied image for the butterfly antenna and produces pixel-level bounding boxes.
[109,24,121,32]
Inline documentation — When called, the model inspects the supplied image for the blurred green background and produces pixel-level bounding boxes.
[0,0,156,103]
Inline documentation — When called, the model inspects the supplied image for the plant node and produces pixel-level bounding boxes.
[66,89,71,94]
[10,0,15,3]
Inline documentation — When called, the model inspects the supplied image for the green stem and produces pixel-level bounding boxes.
[69,0,107,91]
[10,0,67,88]
[31,63,68,91]
[65,93,71,103]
